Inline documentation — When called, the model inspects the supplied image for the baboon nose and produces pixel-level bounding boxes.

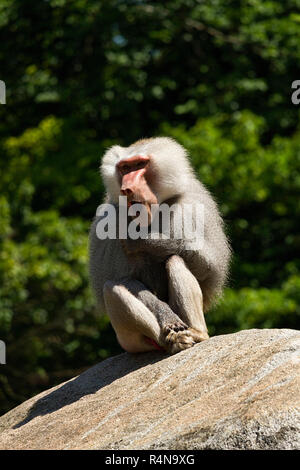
[120,188,133,196]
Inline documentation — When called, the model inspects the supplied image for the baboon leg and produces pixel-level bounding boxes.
[166,255,209,340]
[104,278,206,354]
[103,280,162,353]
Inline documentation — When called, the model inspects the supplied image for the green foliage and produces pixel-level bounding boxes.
[208,280,300,336]
[0,117,120,413]
[164,110,300,288]
[0,0,299,414]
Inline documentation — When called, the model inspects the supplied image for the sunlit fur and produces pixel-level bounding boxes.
[101,137,195,204]
[90,136,231,353]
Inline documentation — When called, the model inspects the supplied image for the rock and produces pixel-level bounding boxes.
[0,328,299,450]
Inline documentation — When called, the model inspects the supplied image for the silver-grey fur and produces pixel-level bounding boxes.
[89,137,231,354]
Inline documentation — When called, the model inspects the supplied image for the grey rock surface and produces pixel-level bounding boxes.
[0,328,299,449]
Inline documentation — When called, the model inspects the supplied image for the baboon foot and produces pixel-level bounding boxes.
[163,322,208,354]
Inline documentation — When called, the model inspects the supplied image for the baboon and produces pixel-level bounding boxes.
[89,137,231,354]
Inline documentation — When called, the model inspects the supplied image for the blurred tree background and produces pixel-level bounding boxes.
[0,0,299,415]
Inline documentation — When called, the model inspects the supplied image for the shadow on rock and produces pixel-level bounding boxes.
[14,350,167,429]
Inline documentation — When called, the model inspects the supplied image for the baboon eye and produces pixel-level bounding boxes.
[136,161,147,170]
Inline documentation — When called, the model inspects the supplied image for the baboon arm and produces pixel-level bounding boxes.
[122,234,212,281]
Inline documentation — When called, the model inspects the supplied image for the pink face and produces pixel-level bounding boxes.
[117,155,158,208]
